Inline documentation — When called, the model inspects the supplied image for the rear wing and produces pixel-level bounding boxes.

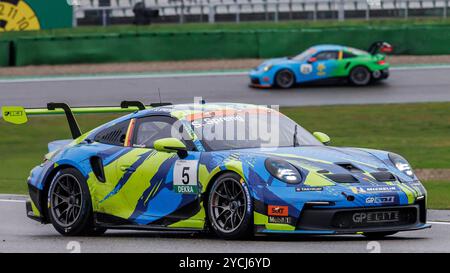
[368,41,393,55]
[1,100,172,139]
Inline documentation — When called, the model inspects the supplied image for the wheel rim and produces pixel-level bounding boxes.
[50,174,83,227]
[277,70,294,88]
[352,67,370,85]
[210,178,247,234]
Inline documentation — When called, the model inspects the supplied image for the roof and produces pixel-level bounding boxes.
[133,102,273,121]
[311,44,346,51]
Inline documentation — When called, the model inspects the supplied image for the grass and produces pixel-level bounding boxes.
[0,114,122,194]
[0,102,449,208]
[422,181,450,209]
[2,18,450,41]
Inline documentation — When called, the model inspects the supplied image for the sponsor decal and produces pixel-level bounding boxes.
[296,187,323,192]
[267,205,288,217]
[352,211,400,223]
[350,186,398,194]
[268,216,293,225]
[300,64,313,74]
[191,116,244,128]
[317,63,326,76]
[4,111,22,116]
[365,196,396,204]
[173,160,199,194]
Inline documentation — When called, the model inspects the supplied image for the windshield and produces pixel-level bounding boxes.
[292,47,316,61]
[189,108,322,151]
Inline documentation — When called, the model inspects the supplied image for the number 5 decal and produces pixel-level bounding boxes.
[174,160,198,194]
[182,166,190,184]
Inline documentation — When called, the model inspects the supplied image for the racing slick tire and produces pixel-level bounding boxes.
[349,66,371,86]
[275,69,296,89]
[47,168,106,236]
[363,231,397,239]
[207,172,253,240]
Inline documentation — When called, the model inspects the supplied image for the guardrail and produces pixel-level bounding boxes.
[73,0,450,25]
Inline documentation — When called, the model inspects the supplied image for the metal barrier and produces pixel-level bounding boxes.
[72,0,450,25]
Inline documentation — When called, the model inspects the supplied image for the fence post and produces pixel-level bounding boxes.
[264,0,268,21]
[208,3,215,23]
[179,2,185,24]
[289,0,293,20]
[102,9,107,26]
[313,2,318,21]
[405,0,408,19]
[236,4,241,23]
[274,2,279,22]
[445,0,448,18]
[366,2,370,20]
[337,0,345,21]
[72,5,77,27]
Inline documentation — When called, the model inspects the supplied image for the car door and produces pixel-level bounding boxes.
[115,115,203,227]
[303,50,340,82]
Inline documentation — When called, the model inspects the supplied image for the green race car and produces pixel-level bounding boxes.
[249,42,392,88]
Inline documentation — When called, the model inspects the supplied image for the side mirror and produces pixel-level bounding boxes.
[307,57,317,63]
[153,137,188,158]
[313,132,331,145]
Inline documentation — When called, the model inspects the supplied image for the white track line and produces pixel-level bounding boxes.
[0,199,26,203]
[428,221,450,225]
[1,64,450,84]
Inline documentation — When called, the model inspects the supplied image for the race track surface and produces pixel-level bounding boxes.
[1,199,449,253]
[0,67,450,108]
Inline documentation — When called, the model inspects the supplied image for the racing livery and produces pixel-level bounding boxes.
[249,42,392,88]
[2,101,429,239]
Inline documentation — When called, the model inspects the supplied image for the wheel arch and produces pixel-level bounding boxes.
[203,170,247,209]
[274,67,297,82]
[348,63,372,73]
[39,163,82,222]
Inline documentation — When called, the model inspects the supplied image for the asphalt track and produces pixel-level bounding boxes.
[0,197,450,253]
[0,66,450,108]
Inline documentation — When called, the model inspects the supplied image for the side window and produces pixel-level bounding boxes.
[133,116,194,150]
[94,120,130,146]
[343,51,356,59]
[315,51,339,61]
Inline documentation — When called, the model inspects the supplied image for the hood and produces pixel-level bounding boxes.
[239,146,413,184]
[257,57,292,69]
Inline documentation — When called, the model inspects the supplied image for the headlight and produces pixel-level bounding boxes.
[388,153,414,178]
[263,65,273,72]
[265,158,302,184]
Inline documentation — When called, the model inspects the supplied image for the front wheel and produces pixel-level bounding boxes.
[349,66,371,86]
[275,69,295,89]
[48,168,104,236]
[207,173,253,240]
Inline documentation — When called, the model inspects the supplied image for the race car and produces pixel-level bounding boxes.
[249,42,392,88]
[1,101,429,239]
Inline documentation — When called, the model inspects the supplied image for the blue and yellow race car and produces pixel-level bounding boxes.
[2,101,429,239]
[250,42,392,88]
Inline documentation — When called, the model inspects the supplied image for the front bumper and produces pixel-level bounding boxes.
[256,202,430,235]
[249,70,273,88]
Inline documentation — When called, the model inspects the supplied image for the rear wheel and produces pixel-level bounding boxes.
[48,168,106,236]
[275,69,295,89]
[363,231,397,239]
[349,66,371,86]
[207,173,253,240]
